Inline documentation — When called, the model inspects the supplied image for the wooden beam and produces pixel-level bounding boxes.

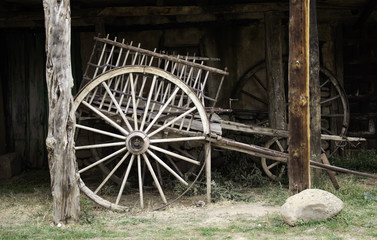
[265,11,287,131]
[288,0,311,195]
[309,0,322,180]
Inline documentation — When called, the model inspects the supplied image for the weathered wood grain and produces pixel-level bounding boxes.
[43,0,80,225]
[288,0,311,195]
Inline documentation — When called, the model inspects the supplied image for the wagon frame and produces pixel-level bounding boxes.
[73,36,365,211]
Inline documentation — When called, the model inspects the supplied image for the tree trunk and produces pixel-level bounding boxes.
[43,0,80,225]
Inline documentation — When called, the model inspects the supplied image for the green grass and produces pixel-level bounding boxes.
[0,167,376,239]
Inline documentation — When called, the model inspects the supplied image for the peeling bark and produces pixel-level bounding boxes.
[43,0,80,225]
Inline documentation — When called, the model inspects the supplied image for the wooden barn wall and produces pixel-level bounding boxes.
[0,20,374,169]
[0,32,47,168]
[0,31,83,169]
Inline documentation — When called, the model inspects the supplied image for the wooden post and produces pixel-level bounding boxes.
[288,0,311,195]
[265,11,287,131]
[43,0,80,224]
[309,0,322,182]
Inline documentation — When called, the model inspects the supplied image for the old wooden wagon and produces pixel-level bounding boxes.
[74,36,364,211]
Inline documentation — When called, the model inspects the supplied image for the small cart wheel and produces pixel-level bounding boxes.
[74,66,210,210]
[260,137,287,181]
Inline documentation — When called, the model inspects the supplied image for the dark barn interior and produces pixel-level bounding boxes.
[0,0,376,172]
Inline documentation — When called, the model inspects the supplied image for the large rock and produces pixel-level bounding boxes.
[280,189,343,226]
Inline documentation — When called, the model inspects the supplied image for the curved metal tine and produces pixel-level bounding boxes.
[75,141,125,150]
[99,37,118,109]
[107,39,126,111]
[129,73,139,130]
[149,145,200,165]
[115,154,135,205]
[144,86,180,133]
[148,106,197,138]
[131,43,141,66]
[79,147,127,174]
[135,49,157,112]
[193,61,204,89]
[137,155,144,208]
[88,34,110,104]
[102,81,133,132]
[198,71,209,102]
[118,74,131,114]
[140,75,157,131]
[142,153,168,203]
[76,124,126,140]
[121,41,133,67]
[146,150,188,186]
[95,151,131,194]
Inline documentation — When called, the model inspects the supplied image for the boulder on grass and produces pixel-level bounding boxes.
[280,189,343,226]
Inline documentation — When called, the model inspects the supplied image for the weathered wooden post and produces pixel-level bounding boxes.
[43,0,80,224]
[265,11,287,131]
[288,0,311,195]
[309,0,322,182]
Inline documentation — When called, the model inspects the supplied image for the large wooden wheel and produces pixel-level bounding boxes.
[232,60,350,180]
[73,66,210,210]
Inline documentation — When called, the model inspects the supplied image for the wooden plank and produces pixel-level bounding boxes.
[309,0,322,181]
[265,11,287,131]
[0,64,5,154]
[288,0,311,195]
[7,34,27,165]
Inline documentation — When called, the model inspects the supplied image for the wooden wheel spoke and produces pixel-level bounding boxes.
[76,124,126,140]
[240,90,268,105]
[81,101,129,136]
[275,140,285,152]
[101,81,134,132]
[150,136,205,144]
[115,154,135,205]
[79,147,128,173]
[142,153,167,203]
[149,145,200,165]
[144,86,180,133]
[267,161,281,170]
[137,155,144,208]
[95,152,130,194]
[140,75,157,131]
[75,141,125,150]
[320,79,330,88]
[320,94,340,105]
[146,150,188,186]
[252,74,267,91]
[148,107,197,138]
[129,73,139,130]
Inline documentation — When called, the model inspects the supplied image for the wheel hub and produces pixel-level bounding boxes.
[125,131,149,154]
